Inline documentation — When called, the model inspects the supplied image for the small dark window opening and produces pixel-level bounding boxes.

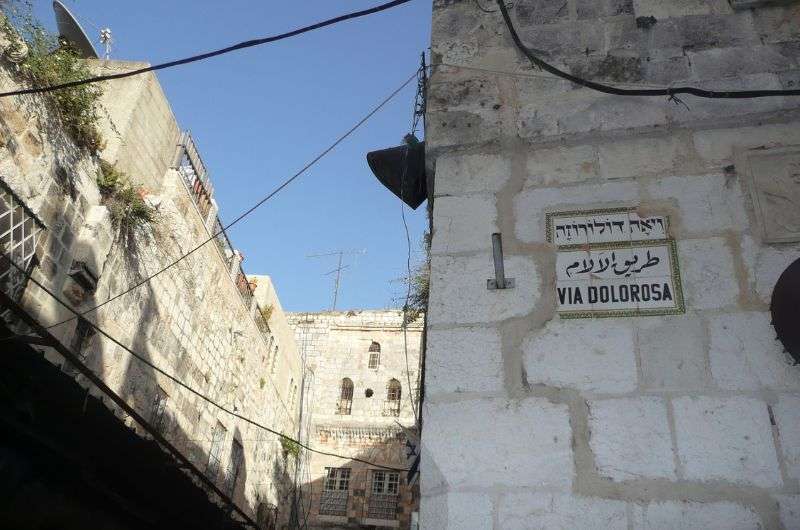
[365,388,374,398]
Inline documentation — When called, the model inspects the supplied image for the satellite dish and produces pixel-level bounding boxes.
[52,1,98,59]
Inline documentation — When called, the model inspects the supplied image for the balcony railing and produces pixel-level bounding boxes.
[336,399,352,415]
[319,490,349,516]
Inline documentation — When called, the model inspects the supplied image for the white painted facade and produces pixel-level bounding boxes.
[422,0,800,527]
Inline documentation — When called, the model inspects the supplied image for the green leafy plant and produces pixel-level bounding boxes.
[259,378,266,390]
[280,437,301,459]
[97,161,157,239]
[1,2,104,152]
[404,231,430,324]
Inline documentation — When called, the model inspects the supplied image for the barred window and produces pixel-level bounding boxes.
[0,182,43,295]
[337,378,353,415]
[320,467,350,516]
[368,352,380,369]
[387,379,401,402]
[368,470,399,520]
[151,387,169,435]
[206,422,227,480]
[225,438,244,495]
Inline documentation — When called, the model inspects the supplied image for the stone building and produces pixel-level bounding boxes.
[422,0,800,528]
[0,27,304,528]
[287,310,422,529]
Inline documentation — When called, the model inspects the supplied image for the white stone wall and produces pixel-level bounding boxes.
[424,0,800,528]
[0,57,302,524]
[287,311,422,528]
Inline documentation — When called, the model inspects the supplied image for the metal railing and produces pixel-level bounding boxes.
[382,400,401,417]
[0,179,43,301]
[319,490,349,516]
[367,493,398,520]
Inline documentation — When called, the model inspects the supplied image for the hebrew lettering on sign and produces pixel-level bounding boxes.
[546,208,684,319]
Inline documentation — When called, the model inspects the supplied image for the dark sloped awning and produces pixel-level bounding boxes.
[0,322,250,530]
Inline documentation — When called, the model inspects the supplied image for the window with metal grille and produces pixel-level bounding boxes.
[368,352,380,369]
[270,344,279,375]
[320,467,350,516]
[368,470,399,519]
[151,387,169,435]
[383,379,401,416]
[206,422,227,480]
[0,182,43,297]
[225,438,244,495]
[369,341,381,352]
[337,378,353,415]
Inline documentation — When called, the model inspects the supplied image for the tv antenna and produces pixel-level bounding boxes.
[99,28,113,59]
[307,249,366,311]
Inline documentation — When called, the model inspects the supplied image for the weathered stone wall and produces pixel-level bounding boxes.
[288,311,422,528]
[0,53,302,525]
[424,0,800,528]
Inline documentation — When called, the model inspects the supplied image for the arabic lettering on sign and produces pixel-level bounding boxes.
[549,212,668,246]
[556,246,671,281]
[555,242,680,314]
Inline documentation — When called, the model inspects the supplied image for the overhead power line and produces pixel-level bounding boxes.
[0,71,417,342]
[0,0,415,98]
[494,0,800,99]
[2,258,407,472]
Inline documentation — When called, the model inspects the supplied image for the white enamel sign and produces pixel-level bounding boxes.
[547,208,685,318]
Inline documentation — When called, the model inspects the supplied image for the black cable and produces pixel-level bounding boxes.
[495,0,800,99]
[0,71,417,342]
[0,0,415,98]
[4,258,407,472]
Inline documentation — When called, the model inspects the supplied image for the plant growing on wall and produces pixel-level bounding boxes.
[260,304,274,322]
[1,1,104,152]
[97,161,157,241]
[404,231,430,324]
[280,438,301,460]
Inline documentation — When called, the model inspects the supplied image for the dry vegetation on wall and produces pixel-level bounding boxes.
[1,1,104,152]
[405,231,430,324]
[97,160,157,241]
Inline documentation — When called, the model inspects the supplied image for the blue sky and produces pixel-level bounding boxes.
[34,0,432,312]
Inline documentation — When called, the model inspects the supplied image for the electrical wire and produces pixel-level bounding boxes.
[0,0,415,98]
[0,71,417,343]
[3,257,407,472]
[494,0,800,99]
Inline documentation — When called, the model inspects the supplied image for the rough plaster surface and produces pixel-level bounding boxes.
[497,492,628,530]
[423,397,573,489]
[523,319,637,393]
[677,237,740,310]
[637,317,708,391]
[673,396,782,488]
[709,312,799,391]
[428,253,540,326]
[426,327,503,395]
[588,397,677,481]
[631,501,763,529]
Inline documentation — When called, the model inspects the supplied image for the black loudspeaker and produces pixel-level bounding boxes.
[366,141,427,210]
[772,257,800,363]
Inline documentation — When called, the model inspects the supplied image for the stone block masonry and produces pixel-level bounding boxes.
[423,0,800,528]
[0,54,303,526]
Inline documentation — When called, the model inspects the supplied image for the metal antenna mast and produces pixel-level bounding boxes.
[307,249,366,311]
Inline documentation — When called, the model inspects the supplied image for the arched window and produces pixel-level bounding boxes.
[384,379,401,417]
[337,378,354,415]
[368,341,381,369]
